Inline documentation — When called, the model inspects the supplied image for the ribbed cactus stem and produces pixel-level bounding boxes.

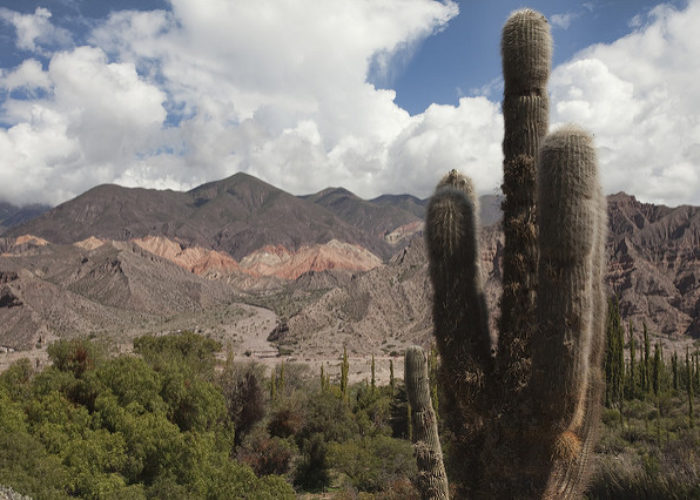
[425,170,491,371]
[425,169,491,493]
[405,346,449,500]
[498,8,551,399]
[533,125,607,498]
[423,8,606,498]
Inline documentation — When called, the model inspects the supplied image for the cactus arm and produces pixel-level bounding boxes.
[532,126,607,498]
[497,9,552,400]
[405,346,450,500]
[425,170,491,494]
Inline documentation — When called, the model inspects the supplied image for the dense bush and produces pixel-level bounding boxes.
[0,333,424,498]
[0,334,294,499]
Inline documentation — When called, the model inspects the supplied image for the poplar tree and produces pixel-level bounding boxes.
[687,347,694,428]
[270,368,277,400]
[643,322,651,395]
[627,322,636,398]
[605,298,624,408]
[652,343,661,396]
[672,351,679,391]
[340,346,349,400]
[389,359,395,392]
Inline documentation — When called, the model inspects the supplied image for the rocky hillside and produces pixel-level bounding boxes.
[8,173,403,260]
[1,173,697,364]
[0,202,50,234]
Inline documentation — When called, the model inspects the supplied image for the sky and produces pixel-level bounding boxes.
[0,0,698,207]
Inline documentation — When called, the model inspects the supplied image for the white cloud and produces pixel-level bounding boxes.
[0,59,51,91]
[551,12,577,30]
[0,7,72,54]
[0,46,166,205]
[0,0,698,209]
[550,0,700,205]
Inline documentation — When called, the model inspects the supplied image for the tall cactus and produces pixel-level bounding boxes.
[405,346,449,500]
[424,9,607,499]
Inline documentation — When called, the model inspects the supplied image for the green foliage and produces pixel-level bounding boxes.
[47,337,105,378]
[0,333,294,499]
[0,333,443,498]
[341,345,349,400]
[237,428,295,477]
[294,433,330,492]
[687,348,695,429]
[328,435,416,492]
[605,298,625,409]
[0,357,33,401]
[296,388,357,444]
[587,394,699,499]
[389,382,410,440]
[133,331,220,378]
[219,361,266,445]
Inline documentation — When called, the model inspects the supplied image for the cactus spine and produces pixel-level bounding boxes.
[424,9,607,498]
[405,346,449,500]
[497,9,551,400]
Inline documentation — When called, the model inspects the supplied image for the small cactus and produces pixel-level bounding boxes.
[423,8,607,498]
[405,346,449,500]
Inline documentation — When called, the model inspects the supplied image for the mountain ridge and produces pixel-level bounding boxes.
[1,173,698,365]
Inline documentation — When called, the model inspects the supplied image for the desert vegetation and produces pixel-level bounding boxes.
[0,333,426,499]
[1,325,696,499]
[587,300,700,499]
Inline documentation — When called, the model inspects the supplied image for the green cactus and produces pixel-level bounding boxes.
[405,346,449,500]
[424,9,607,499]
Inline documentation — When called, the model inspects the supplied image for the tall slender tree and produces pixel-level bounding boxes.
[643,323,651,395]
[672,351,679,391]
[389,359,395,392]
[687,347,694,428]
[340,346,349,400]
[652,343,661,396]
[627,322,636,398]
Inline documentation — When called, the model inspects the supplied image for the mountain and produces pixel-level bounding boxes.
[0,202,51,234]
[369,194,427,219]
[1,171,698,366]
[301,187,420,245]
[605,193,700,339]
[281,191,699,358]
[8,173,395,260]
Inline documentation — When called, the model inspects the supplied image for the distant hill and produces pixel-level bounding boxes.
[2,172,698,362]
[9,173,395,260]
[301,187,421,245]
[0,202,51,234]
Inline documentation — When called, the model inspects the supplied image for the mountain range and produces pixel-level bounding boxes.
[0,172,697,369]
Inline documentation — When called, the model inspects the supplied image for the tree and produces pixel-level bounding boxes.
[294,434,330,492]
[219,362,265,446]
[643,323,651,394]
[627,322,636,398]
[672,351,679,391]
[687,347,695,429]
[340,346,349,400]
[605,298,624,409]
[652,343,662,396]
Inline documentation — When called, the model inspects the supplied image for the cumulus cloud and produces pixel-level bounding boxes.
[0,0,698,208]
[1,0,466,204]
[0,7,72,54]
[550,0,700,205]
[550,12,577,30]
[0,46,166,204]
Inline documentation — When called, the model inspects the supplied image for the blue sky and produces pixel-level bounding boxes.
[0,0,698,207]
